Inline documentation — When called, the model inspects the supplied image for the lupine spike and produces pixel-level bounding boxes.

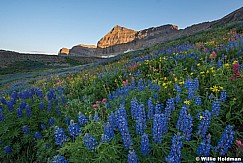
[165,133,183,163]
[141,133,150,156]
[214,125,236,156]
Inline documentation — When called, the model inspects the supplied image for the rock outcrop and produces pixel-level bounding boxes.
[97,25,137,48]
[58,48,69,55]
[69,44,96,57]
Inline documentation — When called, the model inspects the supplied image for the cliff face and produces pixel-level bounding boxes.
[97,25,137,48]
[69,44,96,57]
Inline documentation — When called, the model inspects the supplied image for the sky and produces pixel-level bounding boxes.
[0,0,242,55]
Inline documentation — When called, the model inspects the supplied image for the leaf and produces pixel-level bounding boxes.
[226,112,231,120]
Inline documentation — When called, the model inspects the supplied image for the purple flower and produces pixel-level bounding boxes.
[54,126,68,146]
[141,133,150,156]
[4,145,12,155]
[83,133,98,151]
[23,125,30,134]
[128,149,138,163]
[215,125,235,156]
[165,133,183,163]
[197,134,212,157]
[67,120,81,138]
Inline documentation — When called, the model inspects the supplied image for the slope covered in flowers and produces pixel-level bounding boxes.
[0,22,243,162]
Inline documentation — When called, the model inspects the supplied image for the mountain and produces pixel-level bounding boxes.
[59,7,243,57]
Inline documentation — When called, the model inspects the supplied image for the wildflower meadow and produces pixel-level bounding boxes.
[0,21,243,163]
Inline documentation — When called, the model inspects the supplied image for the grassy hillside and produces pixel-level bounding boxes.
[0,21,242,162]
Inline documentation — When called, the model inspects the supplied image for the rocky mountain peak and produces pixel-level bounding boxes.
[97,25,137,48]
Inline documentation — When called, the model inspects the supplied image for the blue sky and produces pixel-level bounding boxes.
[0,0,242,54]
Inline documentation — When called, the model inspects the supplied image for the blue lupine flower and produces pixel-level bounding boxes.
[0,97,7,105]
[0,106,4,122]
[130,98,139,119]
[47,89,55,101]
[175,84,182,92]
[106,102,111,108]
[4,145,12,155]
[166,98,175,112]
[78,112,88,126]
[195,95,202,106]
[183,115,193,141]
[211,100,221,116]
[194,77,199,91]
[176,105,188,131]
[147,98,154,119]
[215,125,236,156]
[188,89,194,100]
[128,149,138,163]
[175,94,180,103]
[67,120,81,138]
[118,116,132,150]
[191,65,194,72]
[47,101,52,112]
[103,122,114,141]
[61,96,66,104]
[165,133,183,163]
[153,93,158,99]
[197,134,212,157]
[19,101,26,109]
[54,126,68,146]
[34,132,42,140]
[23,125,30,134]
[100,134,110,143]
[36,89,44,99]
[153,114,163,144]
[83,133,99,151]
[107,112,116,129]
[141,133,150,156]
[49,117,55,127]
[217,59,223,68]
[7,101,14,112]
[51,154,68,163]
[41,124,46,130]
[197,110,211,138]
[54,98,59,105]
[26,105,32,117]
[40,102,44,110]
[135,104,146,135]
[219,90,226,102]
[16,108,23,118]
[93,112,101,121]
[56,107,61,116]
[155,102,162,114]
[64,117,70,125]
[137,78,145,91]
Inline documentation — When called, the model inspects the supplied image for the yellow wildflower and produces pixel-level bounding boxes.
[219,86,223,90]
[184,100,190,105]
[197,63,200,66]
[200,116,203,120]
[190,72,194,76]
[174,78,178,82]
[164,77,167,81]
[224,63,230,68]
[211,70,215,73]
[162,83,167,87]
[200,71,205,74]
[210,86,219,93]
[179,81,184,85]
[233,60,238,64]
[206,70,209,74]
[233,98,237,101]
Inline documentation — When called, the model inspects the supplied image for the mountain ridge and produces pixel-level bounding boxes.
[59,7,243,57]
